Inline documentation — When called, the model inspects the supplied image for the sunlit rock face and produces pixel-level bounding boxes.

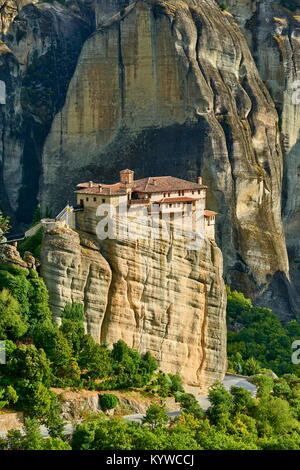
[216,0,300,313]
[40,0,289,315]
[41,221,227,391]
[0,0,38,36]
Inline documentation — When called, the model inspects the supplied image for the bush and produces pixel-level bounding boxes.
[99,393,119,411]
[18,229,43,259]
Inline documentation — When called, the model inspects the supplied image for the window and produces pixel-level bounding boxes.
[168,193,171,197]
[80,199,84,206]
[93,197,97,202]
[198,190,201,194]
[102,199,106,203]
[86,197,89,202]
[163,193,166,197]
[192,191,194,195]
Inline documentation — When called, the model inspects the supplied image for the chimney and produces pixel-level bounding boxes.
[152,178,157,186]
[99,184,102,193]
[198,176,203,185]
[120,169,134,185]
[89,181,93,188]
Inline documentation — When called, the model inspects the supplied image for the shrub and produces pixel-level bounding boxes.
[99,393,119,411]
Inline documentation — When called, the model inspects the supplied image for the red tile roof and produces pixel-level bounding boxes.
[132,176,207,193]
[156,197,201,204]
[204,210,218,217]
[76,182,127,196]
[76,174,207,196]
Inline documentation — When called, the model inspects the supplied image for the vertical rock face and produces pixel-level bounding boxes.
[215,0,300,312]
[41,221,227,390]
[0,1,94,224]
[41,224,112,343]
[0,39,22,224]
[215,0,300,260]
[40,0,289,314]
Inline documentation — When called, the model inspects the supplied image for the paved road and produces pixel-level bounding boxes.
[123,374,257,424]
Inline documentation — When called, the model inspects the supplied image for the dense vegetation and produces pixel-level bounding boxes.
[2,208,300,450]
[227,287,300,377]
[3,375,300,450]
[0,260,167,427]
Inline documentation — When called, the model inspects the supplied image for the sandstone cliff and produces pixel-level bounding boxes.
[39,0,290,316]
[215,0,300,312]
[41,221,227,390]
[1,0,300,318]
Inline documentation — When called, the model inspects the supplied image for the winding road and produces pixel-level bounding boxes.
[0,374,257,438]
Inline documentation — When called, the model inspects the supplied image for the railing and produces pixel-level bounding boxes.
[0,204,82,245]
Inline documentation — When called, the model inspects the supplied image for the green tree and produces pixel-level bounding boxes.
[43,437,71,450]
[43,398,65,438]
[78,335,112,380]
[5,344,52,386]
[243,357,262,376]
[60,303,85,356]
[106,340,157,389]
[5,418,44,450]
[27,277,52,327]
[2,418,71,450]
[254,397,296,435]
[0,289,27,340]
[5,385,18,406]
[166,424,201,450]
[32,322,81,385]
[16,382,57,419]
[230,386,256,414]
[71,418,134,450]
[207,382,234,428]
[62,302,84,322]
[176,393,204,419]
[142,404,169,429]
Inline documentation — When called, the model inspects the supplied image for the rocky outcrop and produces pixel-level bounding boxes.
[0,0,37,37]
[40,223,112,341]
[52,387,179,419]
[40,0,289,315]
[41,220,227,390]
